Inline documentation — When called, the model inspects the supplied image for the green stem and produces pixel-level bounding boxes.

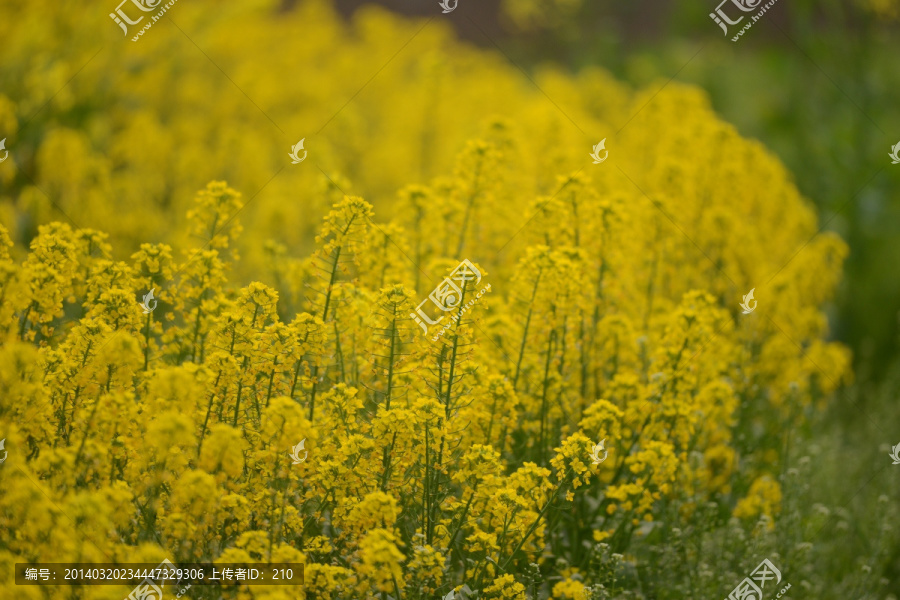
[385,314,397,411]
[500,467,573,571]
[538,330,556,465]
[309,216,357,421]
[423,418,431,545]
[455,160,483,257]
[513,271,543,389]
[265,359,278,408]
[197,371,222,455]
[143,310,152,371]
[233,356,249,426]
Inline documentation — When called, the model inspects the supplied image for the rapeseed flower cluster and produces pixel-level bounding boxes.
[0,0,850,598]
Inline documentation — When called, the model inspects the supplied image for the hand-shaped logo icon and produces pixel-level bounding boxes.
[140,288,158,314]
[0,439,7,464]
[0,139,8,163]
[439,0,458,13]
[890,443,900,465]
[740,288,757,314]
[289,139,307,164]
[590,139,608,164]
[290,439,308,464]
[589,438,609,465]
[889,142,900,165]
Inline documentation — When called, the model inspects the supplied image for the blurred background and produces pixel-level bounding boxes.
[3,0,898,385]
[330,0,900,388]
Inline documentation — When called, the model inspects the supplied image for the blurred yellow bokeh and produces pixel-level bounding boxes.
[0,0,853,598]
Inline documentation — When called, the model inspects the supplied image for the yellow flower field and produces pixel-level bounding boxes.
[0,0,857,598]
